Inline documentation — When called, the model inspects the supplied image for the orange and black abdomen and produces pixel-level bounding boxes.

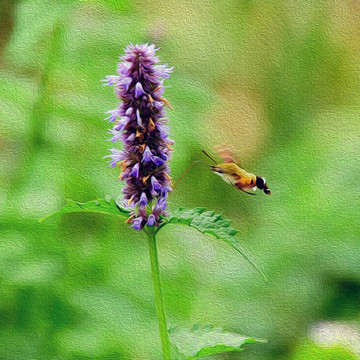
[234,176,256,190]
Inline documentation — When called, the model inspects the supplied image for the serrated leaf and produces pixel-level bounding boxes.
[39,197,130,222]
[169,324,265,359]
[160,208,267,281]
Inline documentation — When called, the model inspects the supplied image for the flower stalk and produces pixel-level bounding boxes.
[146,229,172,360]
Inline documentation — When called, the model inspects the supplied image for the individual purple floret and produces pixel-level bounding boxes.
[103,43,174,230]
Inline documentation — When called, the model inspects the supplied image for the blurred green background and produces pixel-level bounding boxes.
[1,0,360,359]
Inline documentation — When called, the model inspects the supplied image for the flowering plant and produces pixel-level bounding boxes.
[42,43,266,360]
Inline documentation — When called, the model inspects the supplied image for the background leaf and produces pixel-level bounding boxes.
[169,324,265,359]
[40,197,130,222]
[161,208,267,281]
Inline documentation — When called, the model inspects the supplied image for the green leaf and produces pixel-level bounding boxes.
[160,208,267,281]
[170,324,265,359]
[39,197,130,223]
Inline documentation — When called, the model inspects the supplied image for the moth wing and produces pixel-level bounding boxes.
[214,145,238,164]
[221,172,238,186]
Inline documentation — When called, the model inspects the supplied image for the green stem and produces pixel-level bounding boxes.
[146,230,172,360]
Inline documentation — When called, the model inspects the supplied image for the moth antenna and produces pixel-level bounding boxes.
[202,150,217,164]
[171,161,211,194]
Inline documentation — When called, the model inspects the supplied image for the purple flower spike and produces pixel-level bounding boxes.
[121,77,132,91]
[153,156,164,166]
[102,75,120,86]
[151,176,161,190]
[147,214,156,226]
[142,146,153,162]
[153,101,164,110]
[160,186,172,197]
[108,128,122,143]
[156,198,167,211]
[154,64,174,79]
[103,43,173,229]
[103,148,126,167]
[132,216,144,230]
[131,163,140,178]
[135,82,145,98]
[138,192,148,207]
[105,109,119,123]
[136,109,143,127]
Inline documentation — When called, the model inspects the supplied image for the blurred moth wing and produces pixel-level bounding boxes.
[214,144,239,164]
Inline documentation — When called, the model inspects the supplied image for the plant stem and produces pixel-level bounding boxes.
[146,230,172,360]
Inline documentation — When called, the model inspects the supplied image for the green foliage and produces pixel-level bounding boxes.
[1,0,360,359]
[290,341,357,360]
[161,208,267,280]
[40,198,130,222]
[169,324,265,359]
